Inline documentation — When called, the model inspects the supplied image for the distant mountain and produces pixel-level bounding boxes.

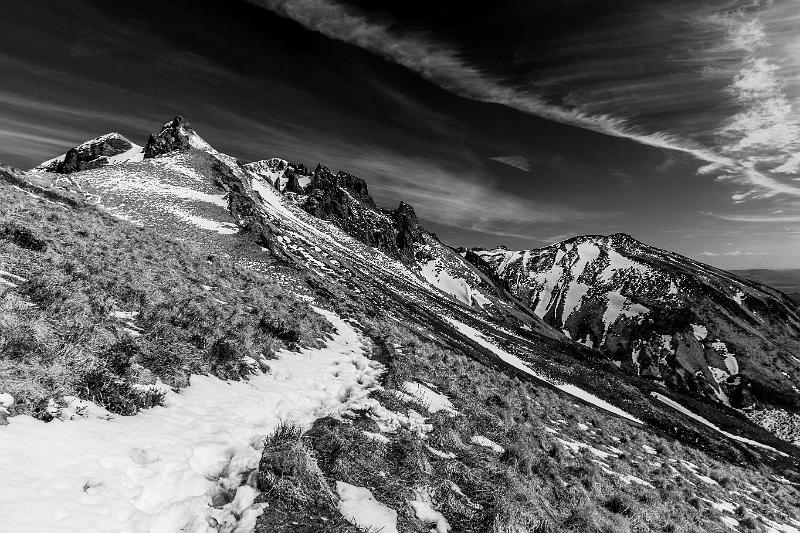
[473,235,800,440]
[732,269,800,303]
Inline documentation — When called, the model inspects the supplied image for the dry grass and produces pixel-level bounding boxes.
[0,179,331,418]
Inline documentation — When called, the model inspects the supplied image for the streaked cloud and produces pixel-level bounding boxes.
[489,155,531,172]
[248,0,800,215]
[246,1,731,163]
[346,151,609,238]
[699,250,768,257]
[705,211,800,223]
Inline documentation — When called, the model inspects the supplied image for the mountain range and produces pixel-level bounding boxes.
[20,116,800,452]
[3,116,800,532]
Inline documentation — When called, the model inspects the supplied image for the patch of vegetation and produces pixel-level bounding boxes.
[255,422,359,533]
[0,180,331,418]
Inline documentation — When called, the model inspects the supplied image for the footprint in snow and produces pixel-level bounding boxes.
[129,447,157,465]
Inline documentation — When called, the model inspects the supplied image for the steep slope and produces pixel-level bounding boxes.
[25,118,800,463]
[474,235,800,442]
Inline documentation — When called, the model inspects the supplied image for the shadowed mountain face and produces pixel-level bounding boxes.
[732,269,800,303]
[16,116,800,465]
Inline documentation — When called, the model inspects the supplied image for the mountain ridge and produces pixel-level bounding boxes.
[21,116,800,459]
[5,114,800,532]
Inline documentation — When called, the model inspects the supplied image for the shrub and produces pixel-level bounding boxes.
[0,221,47,251]
[605,494,635,517]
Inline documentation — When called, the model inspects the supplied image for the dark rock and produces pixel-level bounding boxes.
[50,135,134,174]
[392,201,424,262]
[143,116,195,158]
[352,416,381,433]
[334,171,371,200]
[301,166,426,263]
[283,170,304,194]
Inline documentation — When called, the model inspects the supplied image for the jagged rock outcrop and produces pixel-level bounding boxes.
[283,170,304,194]
[300,165,425,262]
[391,201,424,263]
[244,158,310,193]
[34,133,141,174]
[144,116,202,158]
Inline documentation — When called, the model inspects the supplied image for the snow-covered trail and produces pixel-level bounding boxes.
[0,309,382,533]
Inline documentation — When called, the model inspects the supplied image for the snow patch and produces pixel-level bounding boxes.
[0,393,14,408]
[336,481,398,533]
[409,487,450,533]
[733,291,745,306]
[167,206,240,235]
[419,258,478,307]
[652,392,787,456]
[691,324,708,341]
[470,435,504,453]
[0,308,383,532]
[400,382,457,415]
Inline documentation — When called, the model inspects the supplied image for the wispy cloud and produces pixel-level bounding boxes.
[346,151,609,237]
[248,0,800,215]
[707,8,800,201]
[705,211,800,223]
[699,250,768,257]
[247,2,732,163]
[489,155,531,172]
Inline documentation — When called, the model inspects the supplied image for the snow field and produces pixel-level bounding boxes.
[0,308,383,533]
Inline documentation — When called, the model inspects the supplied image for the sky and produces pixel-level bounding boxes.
[1,0,799,268]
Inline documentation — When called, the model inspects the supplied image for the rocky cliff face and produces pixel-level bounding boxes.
[473,234,800,418]
[144,116,207,158]
[244,158,311,193]
[300,164,425,263]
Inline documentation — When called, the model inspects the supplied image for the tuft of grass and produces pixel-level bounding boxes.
[255,422,359,532]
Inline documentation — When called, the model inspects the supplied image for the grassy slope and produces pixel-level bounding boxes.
[259,311,800,532]
[0,169,330,419]
[3,165,799,532]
